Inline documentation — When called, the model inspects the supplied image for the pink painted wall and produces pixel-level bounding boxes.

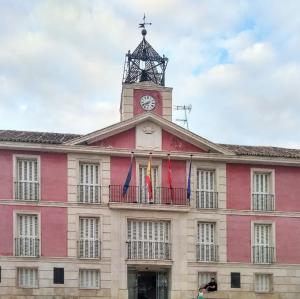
[227,215,300,264]
[90,128,135,149]
[0,205,67,257]
[0,150,67,202]
[0,150,13,199]
[227,164,251,210]
[110,156,136,186]
[162,130,205,153]
[227,163,300,211]
[133,89,163,117]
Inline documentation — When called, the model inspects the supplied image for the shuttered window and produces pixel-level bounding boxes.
[127,220,170,260]
[196,170,217,208]
[253,224,274,263]
[255,274,272,292]
[15,158,39,200]
[15,214,39,257]
[197,222,217,261]
[79,269,100,289]
[253,173,271,194]
[78,163,100,203]
[139,166,159,203]
[18,268,38,288]
[78,217,100,259]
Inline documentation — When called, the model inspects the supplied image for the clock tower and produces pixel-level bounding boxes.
[120,20,172,122]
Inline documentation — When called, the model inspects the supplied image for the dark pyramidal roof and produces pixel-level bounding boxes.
[1,129,300,159]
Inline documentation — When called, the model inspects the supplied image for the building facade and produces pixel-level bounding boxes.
[0,29,300,299]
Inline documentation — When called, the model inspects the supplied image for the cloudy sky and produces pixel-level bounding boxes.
[0,0,300,147]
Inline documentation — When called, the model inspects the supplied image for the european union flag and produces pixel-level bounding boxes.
[122,154,133,197]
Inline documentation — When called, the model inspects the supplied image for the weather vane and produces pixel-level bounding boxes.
[139,14,152,37]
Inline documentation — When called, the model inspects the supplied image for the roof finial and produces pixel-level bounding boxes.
[138,13,152,37]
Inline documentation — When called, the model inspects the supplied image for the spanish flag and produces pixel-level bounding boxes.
[145,154,153,201]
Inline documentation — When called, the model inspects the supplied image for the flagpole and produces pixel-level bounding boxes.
[187,154,193,203]
[167,153,173,204]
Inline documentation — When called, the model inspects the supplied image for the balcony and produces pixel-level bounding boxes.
[109,185,189,205]
[252,193,275,212]
[253,245,275,264]
[77,239,101,259]
[196,191,218,209]
[14,182,39,201]
[127,241,171,260]
[77,185,101,204]
[196,244,218,262]
[15,237,39,257]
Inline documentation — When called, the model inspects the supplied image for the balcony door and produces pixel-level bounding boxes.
[139,166,159,203]
[253,223,273,263]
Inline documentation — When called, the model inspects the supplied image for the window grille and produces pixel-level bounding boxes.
[196,170,217,208]
[253,224,274,263]
[255,273,272,292]
[78,163,100,203]
[78,217,100,259]
[197,222,218,262]
[15,158,39,201]
[79,269,100,289]
[15,214,39,257]
[18,268,38,288]
[127,220,171,260]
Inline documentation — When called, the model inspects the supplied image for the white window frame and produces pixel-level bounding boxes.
[77,215,101,259]
[79,268,100,289]
[254,273,273,293]
[251,221,276,263]
[196,221,218,262]
[13,211,41,257]
[17,267,39,289]
[251,168,275,211]
[13,154,41,201]
[77,160,101,204]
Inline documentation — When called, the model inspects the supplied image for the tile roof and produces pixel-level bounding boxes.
[221,144,300,159]
[0,130,300,159]
[0,130,81,144]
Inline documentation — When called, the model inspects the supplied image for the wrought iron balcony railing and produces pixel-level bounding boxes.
[253,245,275,264]
[14,182,39,201]
[196,191,218,209]
[196,244,218,262]
[109,185,189,205]
[77,185,101,204]
[15,237,40,257]
[77,239,101,259]
[127,240,171,260]
[252,193,275,211]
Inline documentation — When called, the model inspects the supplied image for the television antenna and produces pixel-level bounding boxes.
[174,105,192,130]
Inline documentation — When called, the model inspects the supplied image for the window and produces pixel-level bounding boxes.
[79,269,100,289]
[198,272,217,288]
[255,273,272,292]
[127,220,170,260]
[197,222,218,262]
[15,158,39,201]
[53,268,64,284]
[196,170,218,208]
[139,166,159,203]
[231,272,241,288]
[253,224,274,263]
[78,163,100,204]
[18,268,38,288]
[78,217,100,259]
[15,214,39,257]
[252,171,274,211]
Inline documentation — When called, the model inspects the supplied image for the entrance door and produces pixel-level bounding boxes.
[128,270,168,299]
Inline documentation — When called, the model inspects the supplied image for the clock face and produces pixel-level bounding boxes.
[140,95,156,111]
